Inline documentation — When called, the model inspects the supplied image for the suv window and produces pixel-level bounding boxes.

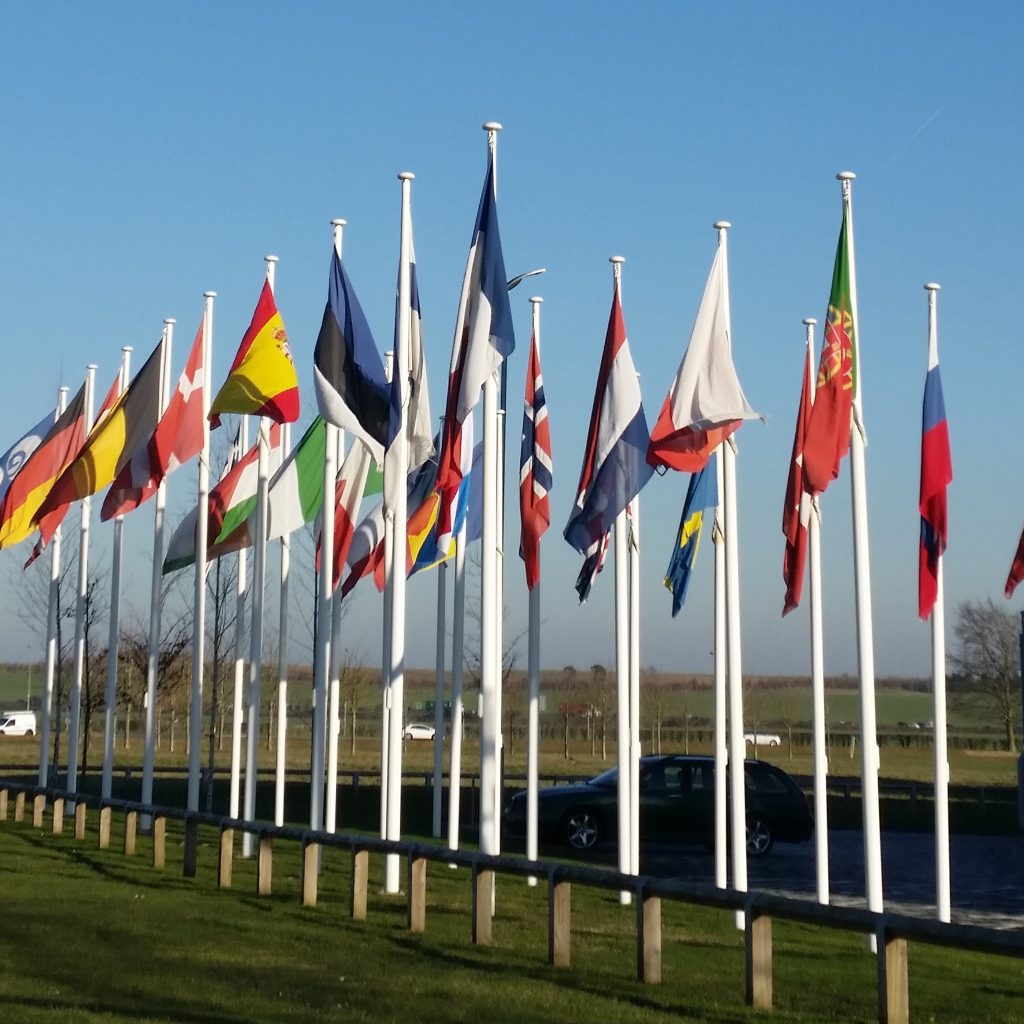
[746,765,790,794]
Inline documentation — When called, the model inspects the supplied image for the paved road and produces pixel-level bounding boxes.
[639,830,1024,928]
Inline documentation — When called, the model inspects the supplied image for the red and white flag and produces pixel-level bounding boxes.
[782,340,814,615]
[101,320,206,520]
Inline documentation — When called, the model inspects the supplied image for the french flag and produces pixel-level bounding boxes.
[919,335,952,618]
[564,282,652,601]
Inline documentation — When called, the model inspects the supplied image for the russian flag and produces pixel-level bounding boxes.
[564,282,653,601]
[919,336,952,618]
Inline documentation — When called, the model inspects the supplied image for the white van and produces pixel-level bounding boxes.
[0,711,37,736]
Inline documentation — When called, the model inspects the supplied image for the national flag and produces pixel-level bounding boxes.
[434,150,514,555]
[665,453,718,617]
[573,531,610,604]
[782,341,814,616]
[162,424,282,574]
[0,384,87,550]
[0,410,53,507]
[919,341,952,617]
[1005,532,1024,599]
[564,282,652,601]
[647,246,758,471]
[263,416,327,542]
[36,340,165,527]
[313,248,390,464]
[519,325,552,590]
[102,319,206,520]
[802,206,857,495]
[210,279,298,424]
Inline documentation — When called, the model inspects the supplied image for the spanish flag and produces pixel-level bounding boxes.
[35,341,164,525]
[0,383,87,549]
[211,279,299,424]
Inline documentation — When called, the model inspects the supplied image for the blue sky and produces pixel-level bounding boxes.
[1,3,1022,678]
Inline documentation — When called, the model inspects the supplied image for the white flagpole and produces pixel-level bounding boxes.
[380,349,394,843]
[101,345,134,800]
[187,292,215,812]
[628,496,641,881]
[610,255,631,905]
[142,320,175,821]
[38,385,68,788]
[229,419,249,819]
[804,316,830,905]
[839,171,884,938]
[66,363,96,799]
[274,417,291,828]
[526,295,543,885]
[431,560,447,838]
[311,221,343,833]
[242,255,277,855]
[326,423,345,834]
[447,520,467,851]
[925,281,951,923]
[713,456,727,890]
[716,221,748,929]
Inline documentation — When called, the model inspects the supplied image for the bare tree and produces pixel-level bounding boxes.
[951,598,1020,752]
[589,664,612,760]
[339,648,373,756]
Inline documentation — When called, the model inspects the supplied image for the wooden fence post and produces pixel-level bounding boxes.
[745,902,773,1009]
[548,876,571,968]
[98,806,111,848]
[14,791,25,822]
[32,793,45,827]
[350,848,368,920]
[124,810,138,856]
[51,797,65,835]
[0,788,9,820]
[218,828,234,889]
[257,836,273,896]
[407,854,427,933]
[876,920,909,1024]
[636,889,662,984]
[472,866,493,946]
[183,818,198,878]
[301,842,319,908]
[74,802,87,841]
[152,816,166,870]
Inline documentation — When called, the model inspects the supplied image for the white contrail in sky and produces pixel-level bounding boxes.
[877,104,947,173]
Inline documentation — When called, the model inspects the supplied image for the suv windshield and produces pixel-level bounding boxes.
[588,767,619,788]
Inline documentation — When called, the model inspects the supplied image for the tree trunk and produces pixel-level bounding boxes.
[124,703,131,751]
[563,714,569,759]
[350,707,357,757]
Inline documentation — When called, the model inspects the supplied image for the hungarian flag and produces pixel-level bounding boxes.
[519,324,552,590]
[647,244,758,472]
[802,206,857,495]
[36,340,165,527]
[102,319,206,520]
[211,279,299,425]
[782,340,814,615]
[919,329,952,617]
[0,383,87,549]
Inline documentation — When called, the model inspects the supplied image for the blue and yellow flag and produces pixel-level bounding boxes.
[665,452,718,617]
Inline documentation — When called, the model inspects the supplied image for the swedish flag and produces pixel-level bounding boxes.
[664,452,718,617]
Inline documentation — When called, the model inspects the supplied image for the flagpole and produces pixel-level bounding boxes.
[715,221,748,929]
[242,255,277,856]
[925,281,951,923]
[525,295,543,884]
[628,495,641,881]
[431,560,447,837]
[188,292,215,812]
[447,519,467,852]
[380,348,394,843]
[326,424,345,834]
[838,171,884,939]
[713,455,727,890]
[66,363,96,799]
[274,417,290,828]
[230,418,249,819]
[479,124,502,864]
[101,345,133,800]
[804,316,830,905]
[142,320,175,822]
[37,385,68,788]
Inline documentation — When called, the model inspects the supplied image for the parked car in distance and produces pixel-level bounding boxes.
[0,710,37,737]
[402,723,436,741]
[503,754,813,858]
[744,732,781,747]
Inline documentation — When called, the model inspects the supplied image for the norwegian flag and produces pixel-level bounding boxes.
[101,319,206,520]
[519,326,552,590]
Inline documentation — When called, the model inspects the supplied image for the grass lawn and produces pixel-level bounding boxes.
[0,814,1021,1023]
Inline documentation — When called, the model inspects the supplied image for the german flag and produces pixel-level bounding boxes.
[0,383,87,549]
[35,340,164,526]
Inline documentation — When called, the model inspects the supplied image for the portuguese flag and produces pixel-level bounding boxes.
[802,205,857,496]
